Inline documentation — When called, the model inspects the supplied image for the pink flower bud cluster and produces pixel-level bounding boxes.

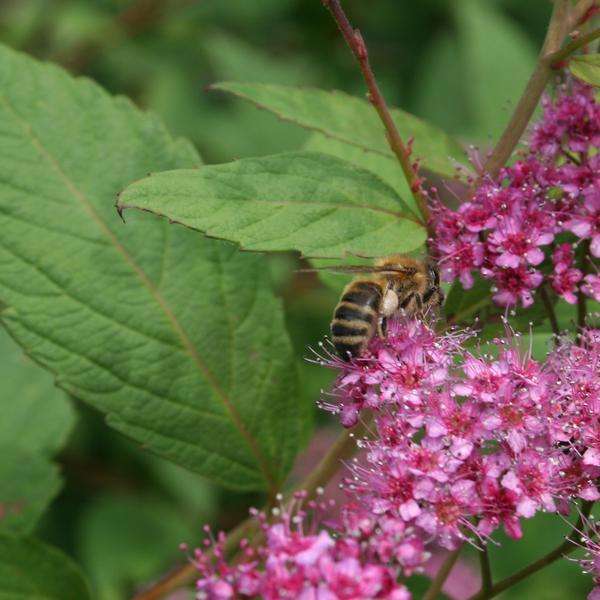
[326,319,600,555]
[193,492,410,600]
[432,82,600,307]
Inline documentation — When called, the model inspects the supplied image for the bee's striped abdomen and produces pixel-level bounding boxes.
[331,281,382,361]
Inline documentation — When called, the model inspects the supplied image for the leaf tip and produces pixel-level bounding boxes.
[114,199,127,224]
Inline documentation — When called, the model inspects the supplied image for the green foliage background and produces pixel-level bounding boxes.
[0,0,593,598]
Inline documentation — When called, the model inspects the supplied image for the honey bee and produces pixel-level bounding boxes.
[303,255,443,360]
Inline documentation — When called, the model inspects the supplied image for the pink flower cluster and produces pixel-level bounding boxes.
[193,493,410,600]
[325,319,600,554]
[574,512,600,600]
[432,82,600,308]
[194,320,600,597]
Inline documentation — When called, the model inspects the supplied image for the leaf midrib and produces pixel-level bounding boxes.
[0,94,277,492]
[121,193,425,227]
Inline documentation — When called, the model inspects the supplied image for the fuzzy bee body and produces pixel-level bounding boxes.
[328,255,443,360]
[331,280,383,359]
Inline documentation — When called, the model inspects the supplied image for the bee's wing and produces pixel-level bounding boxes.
[297,265,416,275]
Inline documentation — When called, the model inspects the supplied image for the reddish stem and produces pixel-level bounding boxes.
[321,0,431,228]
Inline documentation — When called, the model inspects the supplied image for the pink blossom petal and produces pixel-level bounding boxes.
[591,235,600,258]
[580,485,600,501]
[567,219,592,238]
[526,247,545,266]
[496,253,521,269]
[583,448,600,467]
[516,497,538,518]
[507,430,527,454]
[295,531,334,566]
[450,437,473,460]
[399,499,421,521]
[504,517,523,539]
[501,471,521,493]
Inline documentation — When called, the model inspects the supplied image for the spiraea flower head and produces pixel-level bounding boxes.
[431,80,600,309]
[321,317,600,562]
[193,492,411,600]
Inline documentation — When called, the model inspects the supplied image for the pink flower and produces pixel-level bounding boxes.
[454,355,509,402]
[551,243,582,304]
[489,266,543,307]
[571,510,600,598]
[530,82,600,158]
[322,316,600,567]
[582,273,600,302]
[431,82,600,310]
[565,185,600,257]
[487,217,553,268]
[194,494,411,600]
[437,236,485,289]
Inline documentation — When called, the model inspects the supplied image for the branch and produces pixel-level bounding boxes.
[467,501,594,600]
[321,0,430,227]
[552,27,600,64]
[540,284,561,338]
[131,517,257,600]
[483,0,598,178]
[578,239,592,333]
[423,546,463,600]
[478,546,493,596]
[132,420,370,600]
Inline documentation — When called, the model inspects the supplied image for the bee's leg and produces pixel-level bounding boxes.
[381,289,399,317]
[377,287,397,339]
[415,293,423,313]
[423,287,444,315]
[399,292,423,317]
[399,292,415,315]
[377,316,388,338]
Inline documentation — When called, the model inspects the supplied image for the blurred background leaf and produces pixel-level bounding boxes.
[77,494,190,600]
[0,329,74,456]
[0,329,74,534]
[0,532,92,599]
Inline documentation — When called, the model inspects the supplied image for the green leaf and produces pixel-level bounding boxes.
[77,494,190,600]
[303,133,418,216]
[444,276,492,324]
[0,330,73,534]
[211,82,467,178]
[0,43,302,492]
[0,446,61,535]
[119,151,426,258]
[570,54,600,87]
[0,329,74,456]
[454,0,537,139]
[0,533,91,599]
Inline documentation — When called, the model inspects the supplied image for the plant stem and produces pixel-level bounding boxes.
[483,0,569,178]
[478,546,493,595]
[131,517,257,600]
[540,284,561,338]
[552,27,600,64]
[467,501,594,600]
[578,239,592,332]
[321,0,430,227]
[483,0,598,178]
[423,546,463,600]
[132,419,370,600]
